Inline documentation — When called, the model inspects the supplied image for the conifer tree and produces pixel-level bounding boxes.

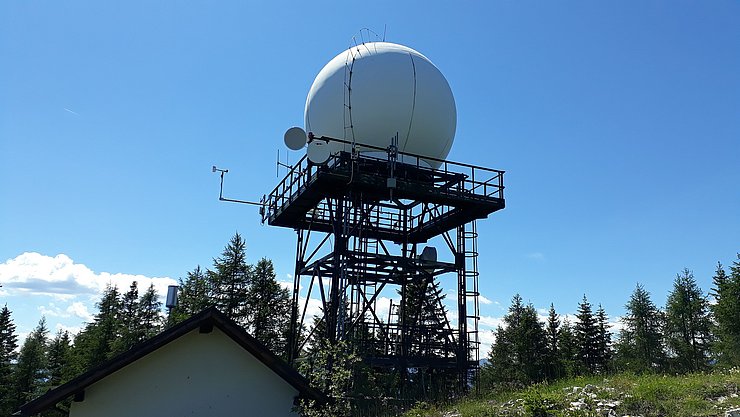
[47,330,71,387]
[138,283,163,338]
[595,304,612,373]
[0,304,19,416]
[483,294,547,386]
[68,284,122,372]
[557,318,579,377]
[544,304,561,379]
[110,281,141,356]
[664,269,712,372]
[711,256,740,366]
[615,284,666,372]
[12,318,50,408]
[401,277,453,359]
[246,258,291,357]
[169,265,212,324]
[211,232,251,325]
[575,295,600,374]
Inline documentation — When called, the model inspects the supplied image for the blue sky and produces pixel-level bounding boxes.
[1,1,739,352]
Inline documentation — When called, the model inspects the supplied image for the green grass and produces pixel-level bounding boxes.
[404,369,740,417]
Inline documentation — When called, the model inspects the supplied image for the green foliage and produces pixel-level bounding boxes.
[12,318,50,407]
[544,304,561,380]
[210,232,251,325]
[614,283,666,373]
[595,304,612,373]
[0,304,19,416]
[246,258,291,358]
[481,294,548,387]
[409,370,740,417]
[296,339,359,417]
[557,318,579,378]
[711,255,740,367]
[168,265,211,324]
[46,330,71,388]
[575,295,600,374]
[664,269,713,372]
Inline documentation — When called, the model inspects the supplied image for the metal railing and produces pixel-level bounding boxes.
[262,136,505,225]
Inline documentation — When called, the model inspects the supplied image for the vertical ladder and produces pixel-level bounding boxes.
[463,221,481,383]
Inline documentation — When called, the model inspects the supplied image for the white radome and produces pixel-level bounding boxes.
[304,42,456,168]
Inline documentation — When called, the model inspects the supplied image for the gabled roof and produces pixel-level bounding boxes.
[16,307,327,416]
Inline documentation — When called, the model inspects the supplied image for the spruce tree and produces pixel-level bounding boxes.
[211,232,251,325]
[544,304,561,379]
[482,294,547,386]
[68,284,122,372]
[47,330,71,387]
[665,269,712,372]
[711,255,740,366]
[615,284,666,373]
[595,304,612,373]
[401,277,453,359]
[169,265,212,324]
[0,304,19,416]
[557,318,578,377]
[12,318,50,408]
[246,258,291,357]
[575,295,599,374]
[110,281,141,356]
[138,283,163,339]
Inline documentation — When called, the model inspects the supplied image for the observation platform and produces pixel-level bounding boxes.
[262,141,505,243]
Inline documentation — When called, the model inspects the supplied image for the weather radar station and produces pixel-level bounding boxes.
[216,40,505,400]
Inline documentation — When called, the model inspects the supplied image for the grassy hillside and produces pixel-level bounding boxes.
[405,370,740,417]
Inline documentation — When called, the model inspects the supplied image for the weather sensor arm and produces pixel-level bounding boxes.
[212,165,266,208]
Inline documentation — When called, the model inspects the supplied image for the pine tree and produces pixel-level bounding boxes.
[12,318,50,408]
[711,255,740,366]
[575,295,599,374]
[482,294,547,386]
[0,304,19,416]
[47,330,71,387]
[401,277,453,359]
[68,284,122,372]
[615,284,666,373]
[246,258,291,357]
[110,281,141,356]
[557,318,579,377]
[595,304,612,373]
[211,232,251,325]
[544,304,561,379]
[138,283,163,339]
[169,265,212,324]
[664,269,712,372]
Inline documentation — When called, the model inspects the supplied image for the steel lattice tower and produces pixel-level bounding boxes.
[261,137,505,399]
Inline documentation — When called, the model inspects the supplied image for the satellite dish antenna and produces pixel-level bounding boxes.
[284,127,308,151]
[307,139,330,165]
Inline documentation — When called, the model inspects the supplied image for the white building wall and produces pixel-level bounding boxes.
[70,328,300,417]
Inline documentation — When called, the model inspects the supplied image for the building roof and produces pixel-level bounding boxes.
[16,307,327,416]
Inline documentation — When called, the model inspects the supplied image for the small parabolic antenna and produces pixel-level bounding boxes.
[284,126,307,150]
[307,139,330,165]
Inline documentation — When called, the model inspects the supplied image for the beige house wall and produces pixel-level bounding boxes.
[70,328,300,417]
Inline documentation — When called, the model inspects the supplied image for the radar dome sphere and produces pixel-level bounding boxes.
[305,42,456,168]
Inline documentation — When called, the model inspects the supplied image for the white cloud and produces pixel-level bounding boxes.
[479,295,493,305]
[2,252,176,340]
[55,323,82,338]
[0,252,176,299]
[479,315,504,330]
[526,252,545,262]
[67,302,94,322]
